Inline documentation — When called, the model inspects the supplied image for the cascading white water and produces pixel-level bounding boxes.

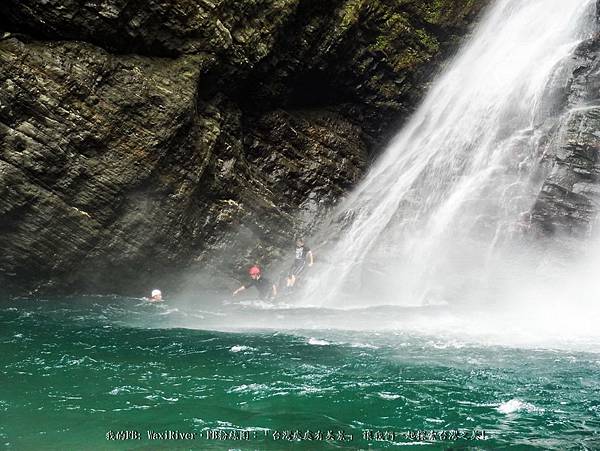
[305,0,597,307]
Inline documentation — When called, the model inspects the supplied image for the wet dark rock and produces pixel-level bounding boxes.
[532,36,600,237]
[0,0,298,61]
[0,0,487,296]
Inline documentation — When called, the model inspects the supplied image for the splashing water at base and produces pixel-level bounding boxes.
[2,296,599,449]
[303,0,598,313]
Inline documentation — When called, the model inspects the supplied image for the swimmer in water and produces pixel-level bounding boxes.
[147,289,163,302]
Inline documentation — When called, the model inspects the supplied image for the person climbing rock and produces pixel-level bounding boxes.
[286,238,313,289]
[233,265,277,300]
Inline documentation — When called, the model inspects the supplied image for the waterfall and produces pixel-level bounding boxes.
[305,0,597,307]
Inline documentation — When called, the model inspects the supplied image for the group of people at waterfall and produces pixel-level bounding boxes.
[146,237,314,302]
[232,237,313,301]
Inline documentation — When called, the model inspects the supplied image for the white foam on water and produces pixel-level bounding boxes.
[349,342,379,349]
[109,386,142,396]
[378,392,402,400]
[497,399,544,414]
[227,384,270,394]
[229,345,257,353]
[307,338,330,346]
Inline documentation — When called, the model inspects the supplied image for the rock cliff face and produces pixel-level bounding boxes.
[532,34,600,239]
[0,0,487,295]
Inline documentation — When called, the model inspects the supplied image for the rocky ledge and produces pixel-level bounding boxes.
[0,0,487,296]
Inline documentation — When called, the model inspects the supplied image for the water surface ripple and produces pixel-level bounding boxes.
[1,296,599,450]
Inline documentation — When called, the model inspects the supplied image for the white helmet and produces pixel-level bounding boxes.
[151,289,162,297]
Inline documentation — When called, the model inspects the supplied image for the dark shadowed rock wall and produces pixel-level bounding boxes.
[0,0,488,295]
